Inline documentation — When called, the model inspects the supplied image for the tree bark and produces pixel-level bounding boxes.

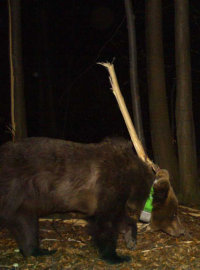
[8,0,27,140]
[124,0,146,148]
[175,0,199,204]
[145,0,179,192]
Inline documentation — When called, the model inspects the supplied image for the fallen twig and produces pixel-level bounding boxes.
[179,205,200,212]
[41,238,59,242]
[179,205,200,217]
[40,218,87,226]
[140,245,173,253]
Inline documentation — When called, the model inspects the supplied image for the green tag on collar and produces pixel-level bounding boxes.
[143,187,154,213]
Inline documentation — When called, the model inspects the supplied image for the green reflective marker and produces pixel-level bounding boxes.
[139,187,154,223]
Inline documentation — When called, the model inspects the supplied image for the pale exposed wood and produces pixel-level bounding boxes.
[98,62,159,172]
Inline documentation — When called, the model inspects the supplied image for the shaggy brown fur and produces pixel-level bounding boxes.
[0,138,183,264]
[0,137,154,264]
[149,169,185,237]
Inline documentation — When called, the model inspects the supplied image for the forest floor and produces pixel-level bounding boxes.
[0,206,200,270]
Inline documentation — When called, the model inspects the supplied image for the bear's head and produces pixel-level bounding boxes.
[149,169,185,237]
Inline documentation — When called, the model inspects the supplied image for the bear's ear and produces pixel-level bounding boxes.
[153,178,170,201]
[155,169,169,181]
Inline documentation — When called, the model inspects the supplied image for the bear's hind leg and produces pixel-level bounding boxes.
[9,212,56,257]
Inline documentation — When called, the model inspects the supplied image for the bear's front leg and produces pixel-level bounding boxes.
[88,216,131,264]
[121,215,137,250]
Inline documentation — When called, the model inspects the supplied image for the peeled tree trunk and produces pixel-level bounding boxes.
[175,0,199,204]
[145,0,180,192]
[8,0,27,140]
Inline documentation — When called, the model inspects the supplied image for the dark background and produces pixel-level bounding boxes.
[0,0,200,159]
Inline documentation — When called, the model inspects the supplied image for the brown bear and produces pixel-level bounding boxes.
[0,137,183,264]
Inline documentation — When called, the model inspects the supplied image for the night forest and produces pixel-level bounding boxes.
[0,0,200,269]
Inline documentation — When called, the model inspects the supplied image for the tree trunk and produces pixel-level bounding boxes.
[124,0,146,148]
[145,0,179,192]
[175,0,199,204]
[8,0,27,140]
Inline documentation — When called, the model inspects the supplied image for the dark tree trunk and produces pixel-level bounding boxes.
[175,0,199,204]
[145,0,179,192]
[124,0,146,148]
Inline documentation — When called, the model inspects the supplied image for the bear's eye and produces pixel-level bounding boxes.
[172,214,177,220]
